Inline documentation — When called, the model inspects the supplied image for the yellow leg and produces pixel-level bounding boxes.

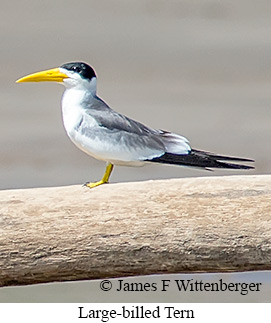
[85,163,114,189]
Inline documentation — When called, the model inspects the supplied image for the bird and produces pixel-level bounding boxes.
[16,62,254,188]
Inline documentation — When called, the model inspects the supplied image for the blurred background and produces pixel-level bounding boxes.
[0,0,270,301]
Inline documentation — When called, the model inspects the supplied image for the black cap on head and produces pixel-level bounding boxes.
[60,62,96,81]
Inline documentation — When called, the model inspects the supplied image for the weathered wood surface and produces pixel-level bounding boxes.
[0,175,270,287]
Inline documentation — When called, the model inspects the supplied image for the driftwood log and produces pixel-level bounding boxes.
[0,175,271,287]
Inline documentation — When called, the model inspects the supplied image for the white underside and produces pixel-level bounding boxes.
[61,85,190,166]
[61,89,157,166]
[70,134,146,166]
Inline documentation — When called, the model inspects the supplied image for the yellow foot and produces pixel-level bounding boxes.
[84,163,114,189]
[84,180,108,189]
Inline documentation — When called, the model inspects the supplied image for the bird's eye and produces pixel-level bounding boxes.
[72,66,80,72]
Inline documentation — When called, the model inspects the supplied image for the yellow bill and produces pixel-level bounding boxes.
[16,68,68,83]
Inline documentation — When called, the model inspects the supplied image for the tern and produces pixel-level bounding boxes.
[16,62,254,188]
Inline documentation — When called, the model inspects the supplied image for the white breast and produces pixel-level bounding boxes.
[60,87,160,167]
[61,88,97,137]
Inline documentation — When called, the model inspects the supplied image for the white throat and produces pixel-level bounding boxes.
[61,78,96,136]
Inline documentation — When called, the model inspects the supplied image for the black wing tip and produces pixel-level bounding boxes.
[148,150,255,170]
[227,164,254,170]
[192,149,255,163]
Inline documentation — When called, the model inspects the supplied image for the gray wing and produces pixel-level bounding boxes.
[79,96,191,162]
[86,97,161,136]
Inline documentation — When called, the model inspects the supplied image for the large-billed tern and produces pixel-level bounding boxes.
[16,62,254,188]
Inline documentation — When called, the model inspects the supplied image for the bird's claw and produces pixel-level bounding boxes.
[83,180,108,189]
